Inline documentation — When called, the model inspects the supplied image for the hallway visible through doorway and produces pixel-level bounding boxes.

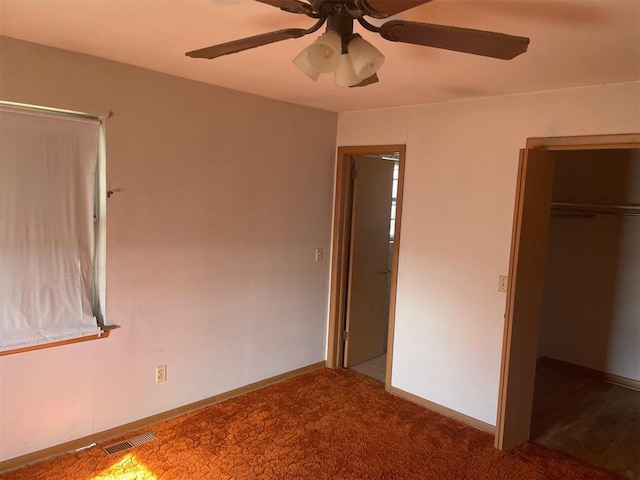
[351,354,386,383]
[326,145,406,393]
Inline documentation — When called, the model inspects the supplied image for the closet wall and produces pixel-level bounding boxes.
[538,149,640,381]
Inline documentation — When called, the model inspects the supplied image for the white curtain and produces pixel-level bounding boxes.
[0,108,101,350]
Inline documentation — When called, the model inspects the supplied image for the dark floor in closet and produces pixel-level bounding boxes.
[531,363,639,479]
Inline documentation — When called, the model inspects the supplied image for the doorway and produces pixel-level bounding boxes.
[495,134,640,454]
[326,145,406,390]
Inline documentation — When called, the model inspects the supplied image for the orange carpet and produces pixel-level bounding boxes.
[1,368,622,480]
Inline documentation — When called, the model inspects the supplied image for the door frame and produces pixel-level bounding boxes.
[326,145,406,390]
[495,133,640,450]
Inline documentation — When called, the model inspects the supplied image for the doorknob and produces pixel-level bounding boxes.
[380,269,391,274]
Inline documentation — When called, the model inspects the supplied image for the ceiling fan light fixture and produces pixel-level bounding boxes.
[292,49,321,81]
[347,35,385,80]
[334,53,361,87]
[187,1,530,89]
[306,30,342,73]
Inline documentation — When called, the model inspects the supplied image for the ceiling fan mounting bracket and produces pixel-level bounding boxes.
[354,0,392,19]
[357,16,381,33]
[311,0,384,19]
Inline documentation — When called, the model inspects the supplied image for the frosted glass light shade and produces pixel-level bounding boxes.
[307,30,342,73]
[348,36,385,80]
[334,54,361,87]
[292,49,321,81]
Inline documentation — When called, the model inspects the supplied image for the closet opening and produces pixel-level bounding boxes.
[496,134,640,479]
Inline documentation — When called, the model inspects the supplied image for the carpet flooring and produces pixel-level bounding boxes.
[1,368,623,480]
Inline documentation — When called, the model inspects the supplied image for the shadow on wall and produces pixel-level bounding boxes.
[538,149,640,380]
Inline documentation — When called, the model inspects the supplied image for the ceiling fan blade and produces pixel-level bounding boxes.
[379,20,530,60]
[186,29,309,59]
[254,0,313,14]
[350,73,379,87]
[360,0,432,16]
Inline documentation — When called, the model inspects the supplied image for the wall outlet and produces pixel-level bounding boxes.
[156,365,167,383]
[315,248,323,262]
[498,275,508,293]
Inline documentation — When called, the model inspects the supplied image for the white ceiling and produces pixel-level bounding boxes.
[1,0,639,112]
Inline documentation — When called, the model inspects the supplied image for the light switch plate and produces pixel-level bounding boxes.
[498,275,508,293]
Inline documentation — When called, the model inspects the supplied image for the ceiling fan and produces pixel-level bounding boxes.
[186,0,530,87]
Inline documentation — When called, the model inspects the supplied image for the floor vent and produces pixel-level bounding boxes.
[103,432,157,455]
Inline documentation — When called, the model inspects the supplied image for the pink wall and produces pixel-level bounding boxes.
[0,37,338,462]
[2,33,639,462]
[337,81,640,425]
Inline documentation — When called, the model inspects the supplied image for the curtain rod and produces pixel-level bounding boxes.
[0,101,102,124]
[551,202,640,218]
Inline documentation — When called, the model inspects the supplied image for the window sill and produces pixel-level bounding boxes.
[0,325,119,357]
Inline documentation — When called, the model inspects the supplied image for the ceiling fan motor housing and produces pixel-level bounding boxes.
[311,0,390,19]
[326,13,355,52]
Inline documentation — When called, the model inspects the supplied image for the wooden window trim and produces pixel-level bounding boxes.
[0,325,119,357]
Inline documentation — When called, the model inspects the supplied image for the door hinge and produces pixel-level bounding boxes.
[342,330,349,342]
[351,167,357,180]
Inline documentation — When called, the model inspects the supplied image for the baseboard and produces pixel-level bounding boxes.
[0,361,326,474]
[537,356,640,391]
[388,386,496,435]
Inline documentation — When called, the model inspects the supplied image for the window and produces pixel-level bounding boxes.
[0,102,106,352]
[379,154,400,242]
[389,161,399,242]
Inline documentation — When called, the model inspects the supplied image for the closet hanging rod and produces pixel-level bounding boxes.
[551,202,640,217]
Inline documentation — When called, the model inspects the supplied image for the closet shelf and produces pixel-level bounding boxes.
[551,202,640,218]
